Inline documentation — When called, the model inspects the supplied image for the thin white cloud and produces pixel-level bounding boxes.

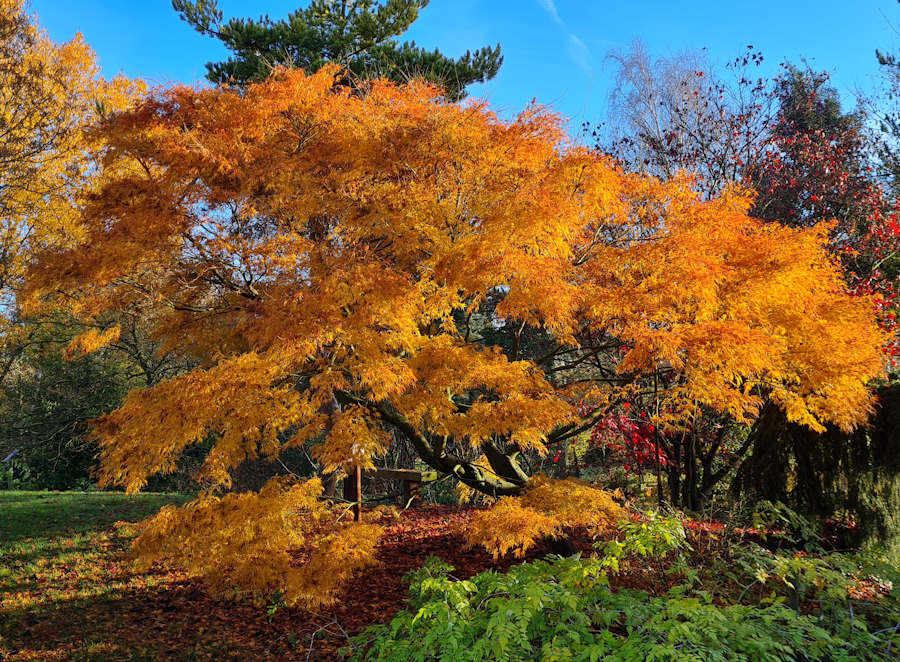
[535,1,593,75]
[567,34,593,75]
[536,0,563,25]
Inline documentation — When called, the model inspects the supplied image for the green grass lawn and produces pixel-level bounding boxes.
[0,491,191,543]
[0,490,349,661]
[0,490,194,661]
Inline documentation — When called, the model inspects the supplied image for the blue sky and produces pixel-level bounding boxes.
[29,0,900,136]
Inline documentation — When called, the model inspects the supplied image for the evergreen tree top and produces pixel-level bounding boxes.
[172,0,502,100]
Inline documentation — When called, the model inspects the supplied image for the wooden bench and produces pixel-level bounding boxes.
[343,467,438,520]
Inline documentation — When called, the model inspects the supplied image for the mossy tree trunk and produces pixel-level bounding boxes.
[733,383,900,559]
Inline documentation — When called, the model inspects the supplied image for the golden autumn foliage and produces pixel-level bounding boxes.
[62,325,121,360]
[465,475,625,559]
[0,0,140,309]
[24,65,886,604]
[130,477,381,607]
[312,404,392,474]
[464,499,563,559]
[518,474,625,536]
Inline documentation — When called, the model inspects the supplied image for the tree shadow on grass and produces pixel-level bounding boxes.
[2,579,300,661]
[0,491,191,545]
[2,566,386,661]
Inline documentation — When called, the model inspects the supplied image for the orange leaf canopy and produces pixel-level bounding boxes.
[28,65,884,494]
[25,65,885,603]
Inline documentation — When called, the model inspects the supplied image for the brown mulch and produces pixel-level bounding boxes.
[6,504,602,661]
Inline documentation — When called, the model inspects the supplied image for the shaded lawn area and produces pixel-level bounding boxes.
[0,491,192,543]
[1,491,591,661]
[1,491,192,660]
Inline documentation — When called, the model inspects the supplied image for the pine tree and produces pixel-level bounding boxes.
[172,0,502,100]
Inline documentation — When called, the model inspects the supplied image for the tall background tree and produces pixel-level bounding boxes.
[0,0,130,356]
[0,0,172,488]
[600,42,773,201]
[874,0,900,195]
[595,43,900,536]
[172,0,502,100]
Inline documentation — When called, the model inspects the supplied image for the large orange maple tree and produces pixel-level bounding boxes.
[27,66,886,606]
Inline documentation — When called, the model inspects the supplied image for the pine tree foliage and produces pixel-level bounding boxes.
[172,0,502,100]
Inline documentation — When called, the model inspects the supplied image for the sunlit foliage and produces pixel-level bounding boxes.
[0,0,139,320]
[465,475,624,558]
[131,477,381,607]
[26,65,886,604]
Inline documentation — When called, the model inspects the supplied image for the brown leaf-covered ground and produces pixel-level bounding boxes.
[1,492,607,661]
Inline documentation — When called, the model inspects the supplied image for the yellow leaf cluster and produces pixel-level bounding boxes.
[1,0,142,326]
[578,181,886,429]
[312,404,391,474]
[62,325,120,360]
[520,474,625,535]
[286,522,382,606]
[392,337,572,452]
[130,477,381,608]
[465,475,625,558]
[464,498,563,560]
[94,352,313,492]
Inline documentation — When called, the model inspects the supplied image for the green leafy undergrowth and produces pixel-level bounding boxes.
[346,514,900,661]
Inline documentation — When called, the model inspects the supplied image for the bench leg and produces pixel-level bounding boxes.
[402,480,422,505]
